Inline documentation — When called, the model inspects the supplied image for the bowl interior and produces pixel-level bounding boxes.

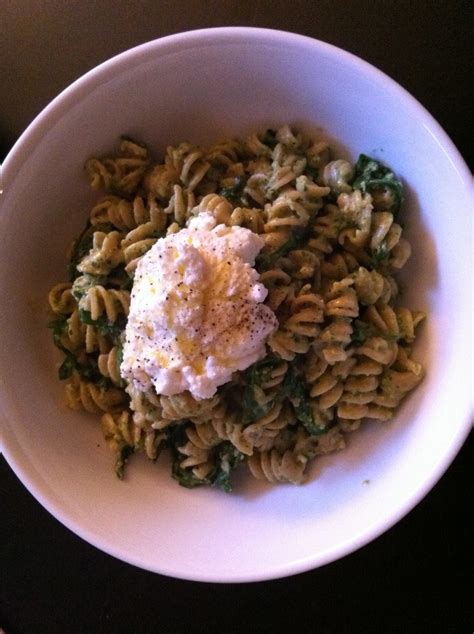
[0,28,471,582]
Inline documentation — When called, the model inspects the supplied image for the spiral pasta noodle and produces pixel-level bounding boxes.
[98,346,124,386]
[85,138,151,195]
[48,283,75,315]
[248,448,307,484]
[160,391,221,423]
[101,410,166,477]
[77,231,124,276]
[65,373,126,414]
[79,286,130,322]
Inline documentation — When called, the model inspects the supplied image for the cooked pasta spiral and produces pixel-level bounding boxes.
[126,384,169,430]
[48,283,75,315]
[77,231,124,276]
[85,138,151,195]
[264,196,307,237]
[79,286,129,322]
[279,249,320,281]
[190,193,233,225]
[160,391,221,423]
[285,284,325,336]
[84,324,112,354]
[308,206,339,256]
[318,317,353,364]
[164,185,196,225]
[248,448,307,484]
[175,433,215,481]
[101,410,141,452]
[353,267,386,305]
[206,138,245,167]
[321,252,359,281]
[186,408,253,456]
[90,195,160,231]
[61,308,113,354]
[65,373,125,413]
[165,142,211,192]
[98,346,124,386]
[324,278,359,319]
[337,190,373,248]
[322,160,354,194]
[243,402,293,452]
[356,336,399,366]
[120,201,167,271]
[101,410,166,467]
[363,304,426,343]
[259,268,292,311]
[293,425,346,462]
[269,285,325,360]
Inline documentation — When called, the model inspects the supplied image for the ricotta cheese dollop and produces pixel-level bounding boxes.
[120,214,278,400]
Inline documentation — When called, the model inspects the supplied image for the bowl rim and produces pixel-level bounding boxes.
[0,26,472,583]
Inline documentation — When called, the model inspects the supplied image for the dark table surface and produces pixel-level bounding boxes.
[1,2,472,633]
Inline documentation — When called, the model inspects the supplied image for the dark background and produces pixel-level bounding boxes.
[1,2,472,632]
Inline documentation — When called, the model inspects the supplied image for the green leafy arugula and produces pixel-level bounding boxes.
[218,175,247,205]
[352,154,404,215]
[109,264,134,290]
[209,443,244,493]
[281,364,328,436]
[304,165,319,181]
[48,317,75,380]
[350,321,373,345]
[78,308,126,340]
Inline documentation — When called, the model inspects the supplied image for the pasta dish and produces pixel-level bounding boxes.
[47,126,425,490]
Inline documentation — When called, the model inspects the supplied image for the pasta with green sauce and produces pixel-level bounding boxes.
[47,126,425,491]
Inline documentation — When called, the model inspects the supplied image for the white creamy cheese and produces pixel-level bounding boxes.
[120,216,278,400]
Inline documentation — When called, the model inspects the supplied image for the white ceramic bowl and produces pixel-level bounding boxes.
[0,28,472,583]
